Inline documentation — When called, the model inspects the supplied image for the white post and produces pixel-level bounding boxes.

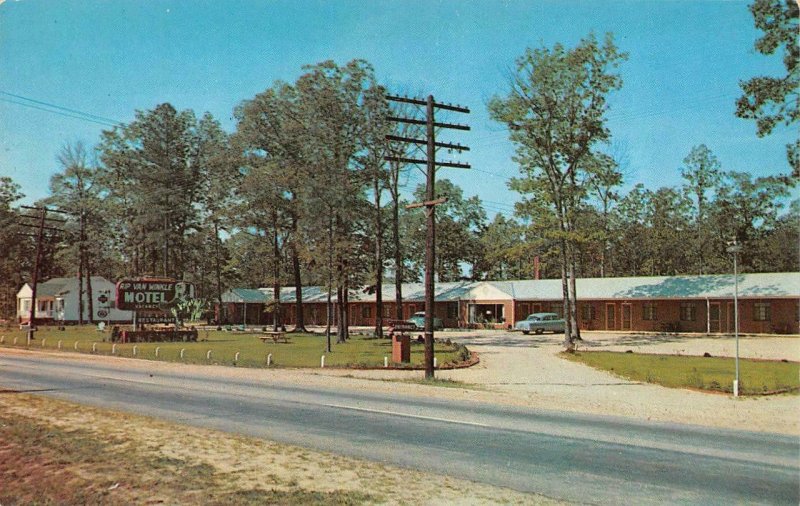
[727,240,742,398]
[0,336,4,344]
[112,343,116,355]
[321,355,325,368]
[155,346,160,358]
[13,336,17,345]
[74,341,79,351]
[41,338,46,348]
[384,356,388,368]
[267,353,272,366]
[433,357,438,369]
[58,340,62,350]
[180,348,185,359]
[92,342,97,353]
[133,345,137,356]
[234,351,240,363]
[206,350,212,360]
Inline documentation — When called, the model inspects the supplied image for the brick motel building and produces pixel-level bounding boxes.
[218,272,800,335]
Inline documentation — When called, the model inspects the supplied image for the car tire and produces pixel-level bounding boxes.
[522,330,530,335]
[535,328,544,335]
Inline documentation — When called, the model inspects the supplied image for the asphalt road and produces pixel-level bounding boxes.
[0,352,797,505]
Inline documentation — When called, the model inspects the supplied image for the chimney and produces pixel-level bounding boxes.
[533,256,540,280]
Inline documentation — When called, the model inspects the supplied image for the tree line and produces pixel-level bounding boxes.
[1,2,796,345]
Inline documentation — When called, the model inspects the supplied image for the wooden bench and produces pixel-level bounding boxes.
[260,331,290,344]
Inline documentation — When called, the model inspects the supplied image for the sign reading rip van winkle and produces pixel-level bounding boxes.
[115,279,194,310]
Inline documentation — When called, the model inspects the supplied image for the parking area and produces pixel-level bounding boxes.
[329,329,800,435]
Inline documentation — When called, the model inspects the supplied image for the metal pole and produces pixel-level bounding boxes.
[424,95,436,379]
[734,248,739,397]
[727,239,742,397]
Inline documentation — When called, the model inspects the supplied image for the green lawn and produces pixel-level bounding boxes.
[562,350,800,395]
[0,325,466,369]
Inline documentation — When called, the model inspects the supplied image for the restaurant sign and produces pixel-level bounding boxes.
[116,279,194,311]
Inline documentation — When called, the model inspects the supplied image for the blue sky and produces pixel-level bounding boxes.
[0,0,795,218]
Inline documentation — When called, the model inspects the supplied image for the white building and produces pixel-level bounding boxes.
[16,276,133,323]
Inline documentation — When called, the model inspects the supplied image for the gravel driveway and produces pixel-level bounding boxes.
[323,330,800,435]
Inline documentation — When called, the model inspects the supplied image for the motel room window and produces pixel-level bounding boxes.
[580,304,596,321]
[679,302,696,321]
[753,302,771,322]
[447,302,459,319]
[643,303,657,321]
[362,305,372,318]
[383,305,392,318]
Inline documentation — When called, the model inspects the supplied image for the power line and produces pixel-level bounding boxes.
[0,91,123,128]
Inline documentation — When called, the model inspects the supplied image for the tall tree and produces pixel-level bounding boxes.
[48,142,107,323]
[99,103,203,279]
[0,177,28,319]
[680,144,721,274]
[406,179,487,281]
[489,33,627,348]
[294,60,380,345]
[736,0,799,176]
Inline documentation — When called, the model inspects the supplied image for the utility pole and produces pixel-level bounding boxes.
[385,94,470,379]
[17,206,69,346]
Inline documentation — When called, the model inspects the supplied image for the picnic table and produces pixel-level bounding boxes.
[260,331,290,344]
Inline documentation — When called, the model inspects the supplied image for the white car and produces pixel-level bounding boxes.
[514,312,565,335]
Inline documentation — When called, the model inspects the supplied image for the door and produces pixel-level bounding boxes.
[727,302,736,333]
[621,303,632,331]
[606,303,616,330]
[709,302,721,333]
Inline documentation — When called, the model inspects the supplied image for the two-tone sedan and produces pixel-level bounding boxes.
[514,312,565,335]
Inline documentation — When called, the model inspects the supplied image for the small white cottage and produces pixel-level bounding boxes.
[16,276,133,324]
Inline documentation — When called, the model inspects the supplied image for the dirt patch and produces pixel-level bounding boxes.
[0,392,559,505]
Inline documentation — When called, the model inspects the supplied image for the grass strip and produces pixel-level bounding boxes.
[0,326,464,369]
[561,351,799,395]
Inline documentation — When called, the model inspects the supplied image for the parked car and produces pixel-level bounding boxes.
[407,311,444,330]
[514,312,565,334]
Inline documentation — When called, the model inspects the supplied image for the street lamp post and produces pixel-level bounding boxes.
[727,240,742,397]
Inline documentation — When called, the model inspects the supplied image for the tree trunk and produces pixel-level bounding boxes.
[568,243,580,341]
[86,260,94,324]
[336,285,345,343]
[272,215,281,332]
[290,211,306,333]
[213,220,223,328]
[373,178,384,338]
[325,214,333,353]
[77,211,85,325]
[77,247,84,325]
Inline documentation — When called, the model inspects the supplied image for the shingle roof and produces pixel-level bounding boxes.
[497,272,800,300]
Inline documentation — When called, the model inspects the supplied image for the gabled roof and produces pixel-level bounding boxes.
[19,276,111,299]
[222,272,799,305]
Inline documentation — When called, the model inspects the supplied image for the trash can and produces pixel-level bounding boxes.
[392,333,410,363]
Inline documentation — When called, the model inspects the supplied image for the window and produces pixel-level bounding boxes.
[680,303,696,321]
[447,302,459,319]
[753,302,771,322]
[581,304,596,321]
[22,299,31,312]
[383,305,393,318]
[643,303,657,321]
[550,304,563,317]
[362,305,372,318]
